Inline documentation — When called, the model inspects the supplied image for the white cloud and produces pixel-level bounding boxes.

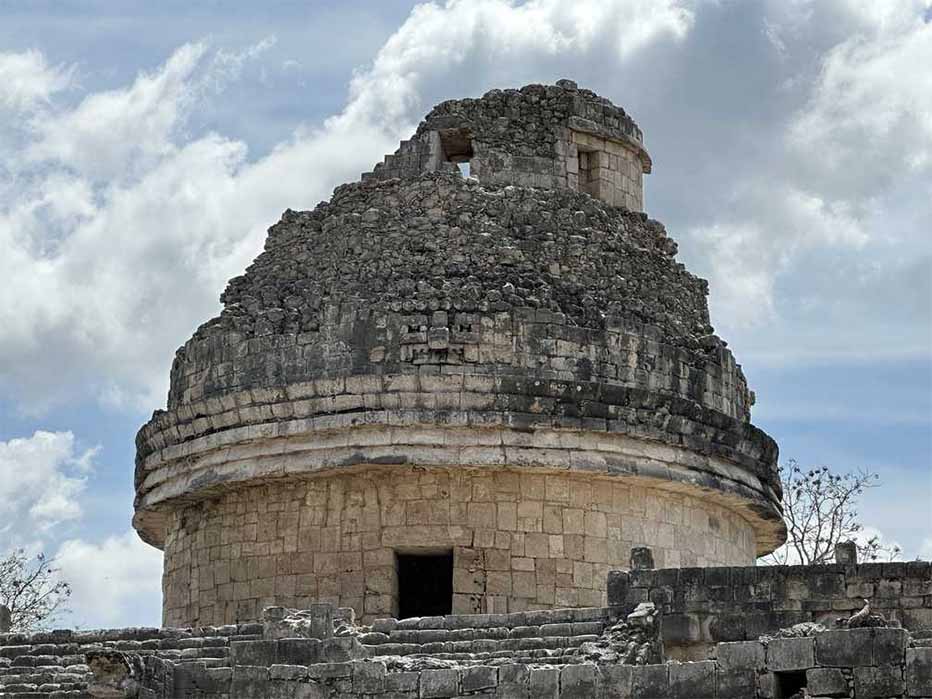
[0,431,96,543]
[25,43,207,182]
[56,530,163,628]
[790,15,932,176]
[0,49,72,111]
[678,2,931,364]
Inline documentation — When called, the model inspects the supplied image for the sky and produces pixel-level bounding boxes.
[0,0,929,629]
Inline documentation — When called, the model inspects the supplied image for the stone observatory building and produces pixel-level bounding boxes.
[133,79,786,629]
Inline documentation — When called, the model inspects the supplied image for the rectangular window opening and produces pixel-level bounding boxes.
[774,670,807,698]
[439,127,474,178]
[396,550,453,619]
[577,146,598,198]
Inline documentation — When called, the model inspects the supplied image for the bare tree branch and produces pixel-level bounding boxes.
[0,550,71,632]
[760,460,899,566]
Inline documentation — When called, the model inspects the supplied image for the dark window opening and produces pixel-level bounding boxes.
[439,128,473,177]
[774,671,807,698]
[396,550,453,619]
[577,146,598,198]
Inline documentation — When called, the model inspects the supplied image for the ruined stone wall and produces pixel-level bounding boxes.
[162,467,756,627]
[5,594,930,697]
[217,630,931,699]
[608,561,932,658]
[361,81,650,210]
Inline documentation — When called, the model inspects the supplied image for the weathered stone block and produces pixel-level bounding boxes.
[461,665,497,692]
[269,664,307,681]
[715,668,755,698]
[319,637,366,663]
[873,627,908,665]
[607,570,629,606]
[717,641,765,670]
[352,660,385,693]
[854,664,905,698]
[669,660,715,698]
[230,665,269,696]
[561,663,600,698]
[631,664,667,698]
[386,671,419,691]
[834,540,858,564]
[708,614,746,642]
[230,640,277,666]
[815,628,871,667]
[806,667,848,697]
[419,668,459,698]
[528,667,559,698]
[276,638,320,666]
[662,613,700,644]
[767,637,815,671]
[908,647,932,697]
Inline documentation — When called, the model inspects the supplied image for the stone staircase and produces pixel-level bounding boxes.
[0,605,641,697]
[0,624,263,697]
[358,607,618,666]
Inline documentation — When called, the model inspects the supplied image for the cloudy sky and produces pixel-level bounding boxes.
[0,0,929,628]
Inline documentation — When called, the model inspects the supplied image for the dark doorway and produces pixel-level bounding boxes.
[774,670,807,698]
[396,550,453,619]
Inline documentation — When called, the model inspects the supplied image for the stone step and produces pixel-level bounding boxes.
[363,620,605,647]
[369,606,617,635]
[399,650,590,666]
[366,633,600,658]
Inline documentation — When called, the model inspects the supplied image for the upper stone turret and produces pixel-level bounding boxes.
[362,79,651,211]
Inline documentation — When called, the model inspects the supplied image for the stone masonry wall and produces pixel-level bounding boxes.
[361,81,650,210]
[162,467,755,627]
[608,560,932,658]
[215,629,931,699]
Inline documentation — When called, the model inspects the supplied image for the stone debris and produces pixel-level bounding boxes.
[836,598,895,629]
[576,602,662,665]
[760,621,829,641]
[262,604,333,640]
[85,650,143,698]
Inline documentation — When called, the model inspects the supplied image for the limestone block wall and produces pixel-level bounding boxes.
[361,81,650,210]
[162,466,756,627]
[569,128,644,210]
[607,560,932,658]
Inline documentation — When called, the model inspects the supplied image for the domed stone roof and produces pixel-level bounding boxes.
[134,81,785,560]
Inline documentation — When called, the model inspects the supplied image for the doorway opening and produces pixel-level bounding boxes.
[774,670,807,698]
[396,550,453,619]
[577,146,600,198]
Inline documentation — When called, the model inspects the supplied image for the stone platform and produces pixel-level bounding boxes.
[2,561,930,697]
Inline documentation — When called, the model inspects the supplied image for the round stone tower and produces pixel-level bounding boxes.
[134,80,786,627]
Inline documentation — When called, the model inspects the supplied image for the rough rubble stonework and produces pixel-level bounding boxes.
[131,79,788,632]
[1,560,931,697]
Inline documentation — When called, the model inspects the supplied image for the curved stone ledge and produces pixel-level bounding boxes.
[133,417,785,556]
[137,376,778,483]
